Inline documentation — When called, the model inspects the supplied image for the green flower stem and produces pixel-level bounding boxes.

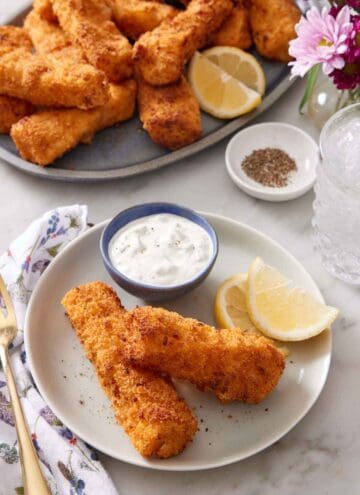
[299,65,321,114]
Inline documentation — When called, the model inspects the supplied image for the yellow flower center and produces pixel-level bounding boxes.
[319,38,333,47]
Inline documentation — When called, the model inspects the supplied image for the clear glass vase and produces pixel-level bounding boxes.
[307,74,360,129]
[312,104,360,284]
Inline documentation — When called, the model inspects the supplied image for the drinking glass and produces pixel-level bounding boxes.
[312,103,360,284]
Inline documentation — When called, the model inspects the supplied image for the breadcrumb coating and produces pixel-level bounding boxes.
[124,306,285,404]
[137,76,202,150]
[0,96,34,134]
[0,26,108,109]
[61,282,197,458]
[11,81,136,166]
[208,0,252,50]
[112,0,179,40]
[133,0,233,85]
[249,0,301,63]
[52,0,133,82]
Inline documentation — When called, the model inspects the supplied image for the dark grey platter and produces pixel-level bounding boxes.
[0,1,312,182]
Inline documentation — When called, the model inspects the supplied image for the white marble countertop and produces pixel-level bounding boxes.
[1,1,359,493]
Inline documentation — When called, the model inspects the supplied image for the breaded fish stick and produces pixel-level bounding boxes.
[24,9,78,57]
[133,0,233,85]
[208,0,252,50]
[33,0,58,22]
[0,96,34,134]
[124,306,285,404]
[0,27,108,109]
[250,0,301,62]
[11,81,136,166]
[112,0,179,40]
[52,0,133,81]
[62,283,197,458]
[138,76,202,150]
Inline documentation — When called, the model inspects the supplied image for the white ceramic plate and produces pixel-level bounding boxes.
[24,213,331,471]
[225,123,319,202]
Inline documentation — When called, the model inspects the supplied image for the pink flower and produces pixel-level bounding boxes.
[289,6,354,77]
[331,14,360,89]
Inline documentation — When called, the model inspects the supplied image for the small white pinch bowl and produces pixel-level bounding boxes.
[225,122,319,202]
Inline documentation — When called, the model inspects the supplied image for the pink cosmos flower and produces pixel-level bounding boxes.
[289,6,354,78]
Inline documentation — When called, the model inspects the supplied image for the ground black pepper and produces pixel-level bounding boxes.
[241,147,297,188]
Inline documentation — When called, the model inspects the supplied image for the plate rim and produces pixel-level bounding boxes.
[0,3,296,182]
[24,212,332,471]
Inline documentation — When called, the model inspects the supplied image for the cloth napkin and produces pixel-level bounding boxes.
[0,205,119,495]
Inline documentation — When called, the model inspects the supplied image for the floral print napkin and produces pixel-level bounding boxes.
[0,205,118,495]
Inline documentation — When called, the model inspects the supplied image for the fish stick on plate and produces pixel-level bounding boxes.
[138,76,202,150]
[11,80,137,166]
[0,26,108,109]
[0,96,34,134]
[62,282,197,458]
[249,0,301,62]
[111,0,179,40]
[123,306,285,404]
[208,0,252,50]
[133,0,233,85]
[52,0,133,82]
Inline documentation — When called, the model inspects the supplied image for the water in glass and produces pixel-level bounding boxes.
[313,103,360,284]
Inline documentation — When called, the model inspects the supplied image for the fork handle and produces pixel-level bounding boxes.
[0,345,51,495]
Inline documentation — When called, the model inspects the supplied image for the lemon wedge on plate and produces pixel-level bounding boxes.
[202,46,266,96]
[214,273,259,332]
[246,257,339,342]
[188,51,262,119]
[214,272,289,357]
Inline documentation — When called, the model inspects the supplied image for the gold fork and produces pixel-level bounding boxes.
[0,276,50,495]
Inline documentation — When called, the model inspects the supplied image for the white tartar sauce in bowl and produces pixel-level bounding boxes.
[108,213,214,287]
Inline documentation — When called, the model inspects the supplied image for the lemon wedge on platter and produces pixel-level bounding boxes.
[202,46,266,96]
[188,51,262,119]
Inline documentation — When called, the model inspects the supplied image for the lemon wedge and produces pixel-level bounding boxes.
[214,272,289,357]
[246,257,339,342]
[187,51,262,119]
[202,46,266,96]
[214,273,259,332]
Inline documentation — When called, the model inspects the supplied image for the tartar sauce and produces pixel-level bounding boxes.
[109,213,213,286]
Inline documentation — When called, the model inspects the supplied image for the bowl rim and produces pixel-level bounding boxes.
[225,122,319,201]
[100,202,219,291]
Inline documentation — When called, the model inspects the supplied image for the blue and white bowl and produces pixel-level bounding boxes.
[100,202,219,302]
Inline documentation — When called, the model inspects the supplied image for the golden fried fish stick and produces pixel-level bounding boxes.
[124,306,285,404]
[0,26,108,109]
[25,9,75,55]
[52,0,133,82]
[11,81,136,166]
[33,0,58,22]
[138,76,202,150]
[62,282,197,458]
[24,8,89,64]
[0,27,35,133]
[0,96,34,134]
[133,0,233,85]
[112,0,179,40]
[0,26,33,55]
[208,0,252,50]
[250,0,301,62]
